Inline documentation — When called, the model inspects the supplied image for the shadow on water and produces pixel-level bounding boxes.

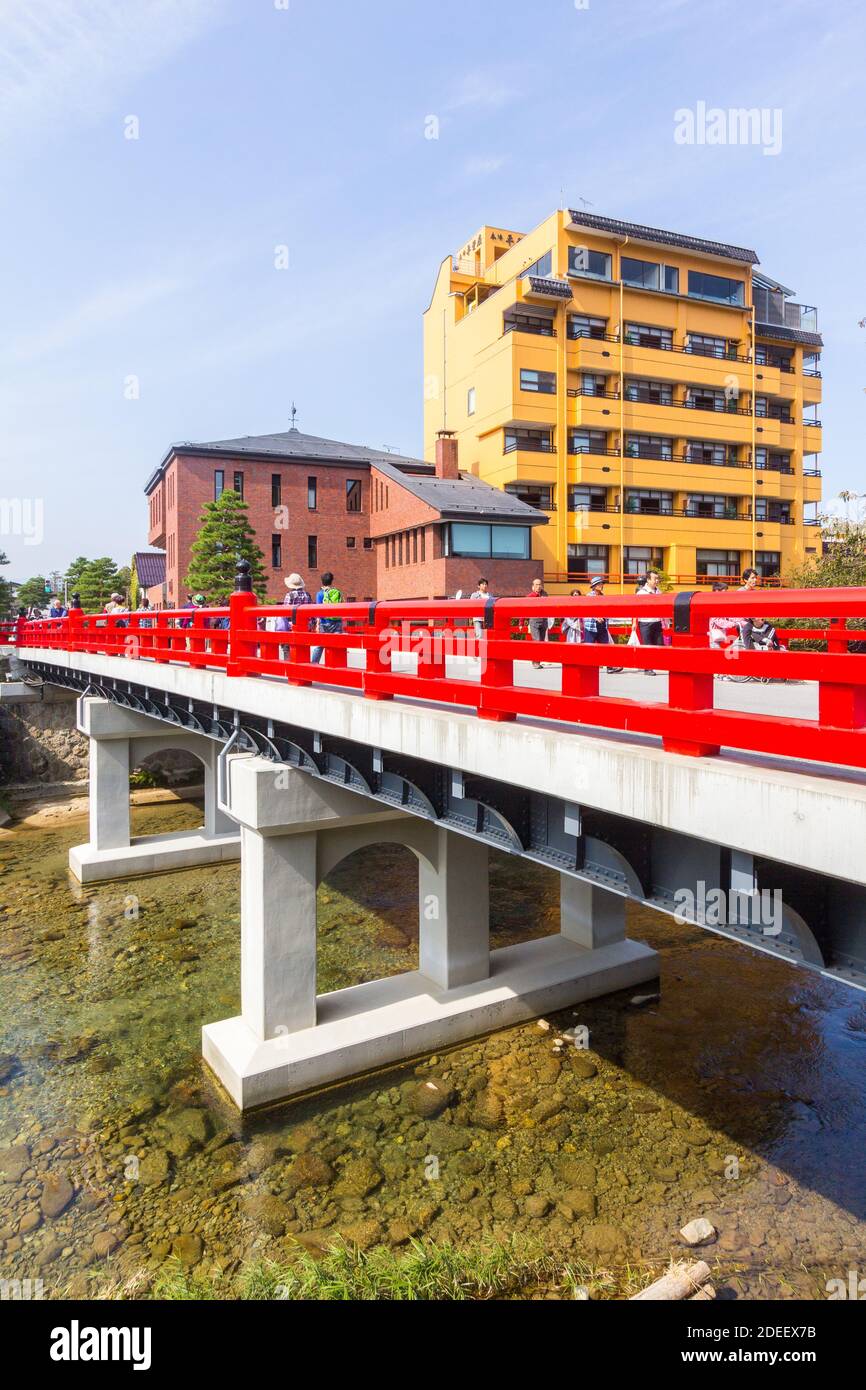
[0,795,864,1299]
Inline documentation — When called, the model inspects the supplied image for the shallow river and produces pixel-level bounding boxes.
[1,797,865,1298]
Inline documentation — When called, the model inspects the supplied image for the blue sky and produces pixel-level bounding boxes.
[2,0,864,580]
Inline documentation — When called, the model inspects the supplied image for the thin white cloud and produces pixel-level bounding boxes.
[10,274,185,365]
[445,69,518,112]
[463,154,507,177]
[0,0,227,151]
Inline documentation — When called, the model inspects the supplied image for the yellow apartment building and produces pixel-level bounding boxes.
[423,210,823,591]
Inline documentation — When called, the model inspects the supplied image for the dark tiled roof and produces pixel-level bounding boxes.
[145,429,429,494]
[567,211,758,265]
[373,458,548,525]
[755,322,823,347]
[524,275,572,298]
[145,427,546,526]
[133,551,165,587]
[168,429,424,469]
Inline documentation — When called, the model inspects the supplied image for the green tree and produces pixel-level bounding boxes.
[0,551,12,618]
[76,557,125,613]
[185,489,267,603]
[777,494,866,651]
[15,575,50,611]
[65,555,90,594]
[786,493,866,589]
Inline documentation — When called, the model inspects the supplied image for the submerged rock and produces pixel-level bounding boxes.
[40,1172,74,1219]
[284,1153,334,1196]
[0,1144,30,1182]
[680,1217,717,1247]
[171,1233,203,1269]
[407,1079,454,1118]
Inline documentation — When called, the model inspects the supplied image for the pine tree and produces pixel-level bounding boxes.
[184,489,267,603]
[76,557,124,613]
[65,555,90,592]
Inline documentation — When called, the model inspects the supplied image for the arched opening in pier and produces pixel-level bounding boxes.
[317,842,420,992]
[130,747,206,834]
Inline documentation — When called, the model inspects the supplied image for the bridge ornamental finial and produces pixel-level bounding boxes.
[71,593,81,610]
[235,558,253,594]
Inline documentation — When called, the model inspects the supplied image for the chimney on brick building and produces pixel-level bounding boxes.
[434,430,459,480]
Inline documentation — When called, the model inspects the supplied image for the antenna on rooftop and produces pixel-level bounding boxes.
[575,195,594,210]
[289,402,299,432]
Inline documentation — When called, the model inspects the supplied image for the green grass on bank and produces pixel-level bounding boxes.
[150,1236,617,1302]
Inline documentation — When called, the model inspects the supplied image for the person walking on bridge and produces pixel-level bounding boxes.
[311,571,343,664]
[526,576,549,668]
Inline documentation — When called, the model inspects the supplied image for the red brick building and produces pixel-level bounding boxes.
[145,427,546,605]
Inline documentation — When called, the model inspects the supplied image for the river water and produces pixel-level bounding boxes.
[1,796,865,1299]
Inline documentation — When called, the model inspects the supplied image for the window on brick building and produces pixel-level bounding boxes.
[346,536,356,549]
[271,474,282,507]
[363,537,373,550]
[308,535,318,568]
[307,477,317,510]
[346,479,362,512]
[214,470,224,500]
[271,535,282,569]
[233,471,244,498]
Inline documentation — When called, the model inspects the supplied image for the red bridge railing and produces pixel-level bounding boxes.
[5,588,866,770]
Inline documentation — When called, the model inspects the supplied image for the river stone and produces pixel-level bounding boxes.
[245,1195,293,1236]
[334,1157,383,1198]
[680,1217,717,1246]
[138,1149,171,1186]
[557,1157,596,1188]
[171,1233,203,1269]
[469,1090,503,1130]
[246,1135,284,1174]
[283,1122,324,1154]
[0,1144,30,1181]
[525,1195,551,1219]
[18,1207,42,1234]
[35,1240,63,1268]
[426,1122,472,1154]
[569,1056,597,1080]
[92,1230,121,1258]
[338,1217,383,1251]
[164,1108,210,1148]
[560,1187,596,1219]
[284,1153,334,1196]
[582,1223,627,1258]
[408,1080,454,1118]
[40,1172,74,1219]
[0,1054,19,1084]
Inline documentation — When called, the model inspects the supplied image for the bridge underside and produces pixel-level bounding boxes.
[22,651,866,1003]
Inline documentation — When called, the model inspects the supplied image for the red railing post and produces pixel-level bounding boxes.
[478,600,518,721]
[819,614,866,732]
[227,561,258,678]
[663,591,720,758]
[363,602,395,700]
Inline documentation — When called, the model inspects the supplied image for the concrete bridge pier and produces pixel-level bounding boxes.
[69,696,241,883]
[202,756,659,1111]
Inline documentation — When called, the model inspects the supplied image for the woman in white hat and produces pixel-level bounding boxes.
[275,573,312,649]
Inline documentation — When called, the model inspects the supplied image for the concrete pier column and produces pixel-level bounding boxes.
[241,826,318,1039]
[88,734,131,851]
[560,876,626,949]
[418,828,490,988]
[201,738,236,839]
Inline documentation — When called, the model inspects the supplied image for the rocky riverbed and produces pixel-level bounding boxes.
[1,797,865,1299]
